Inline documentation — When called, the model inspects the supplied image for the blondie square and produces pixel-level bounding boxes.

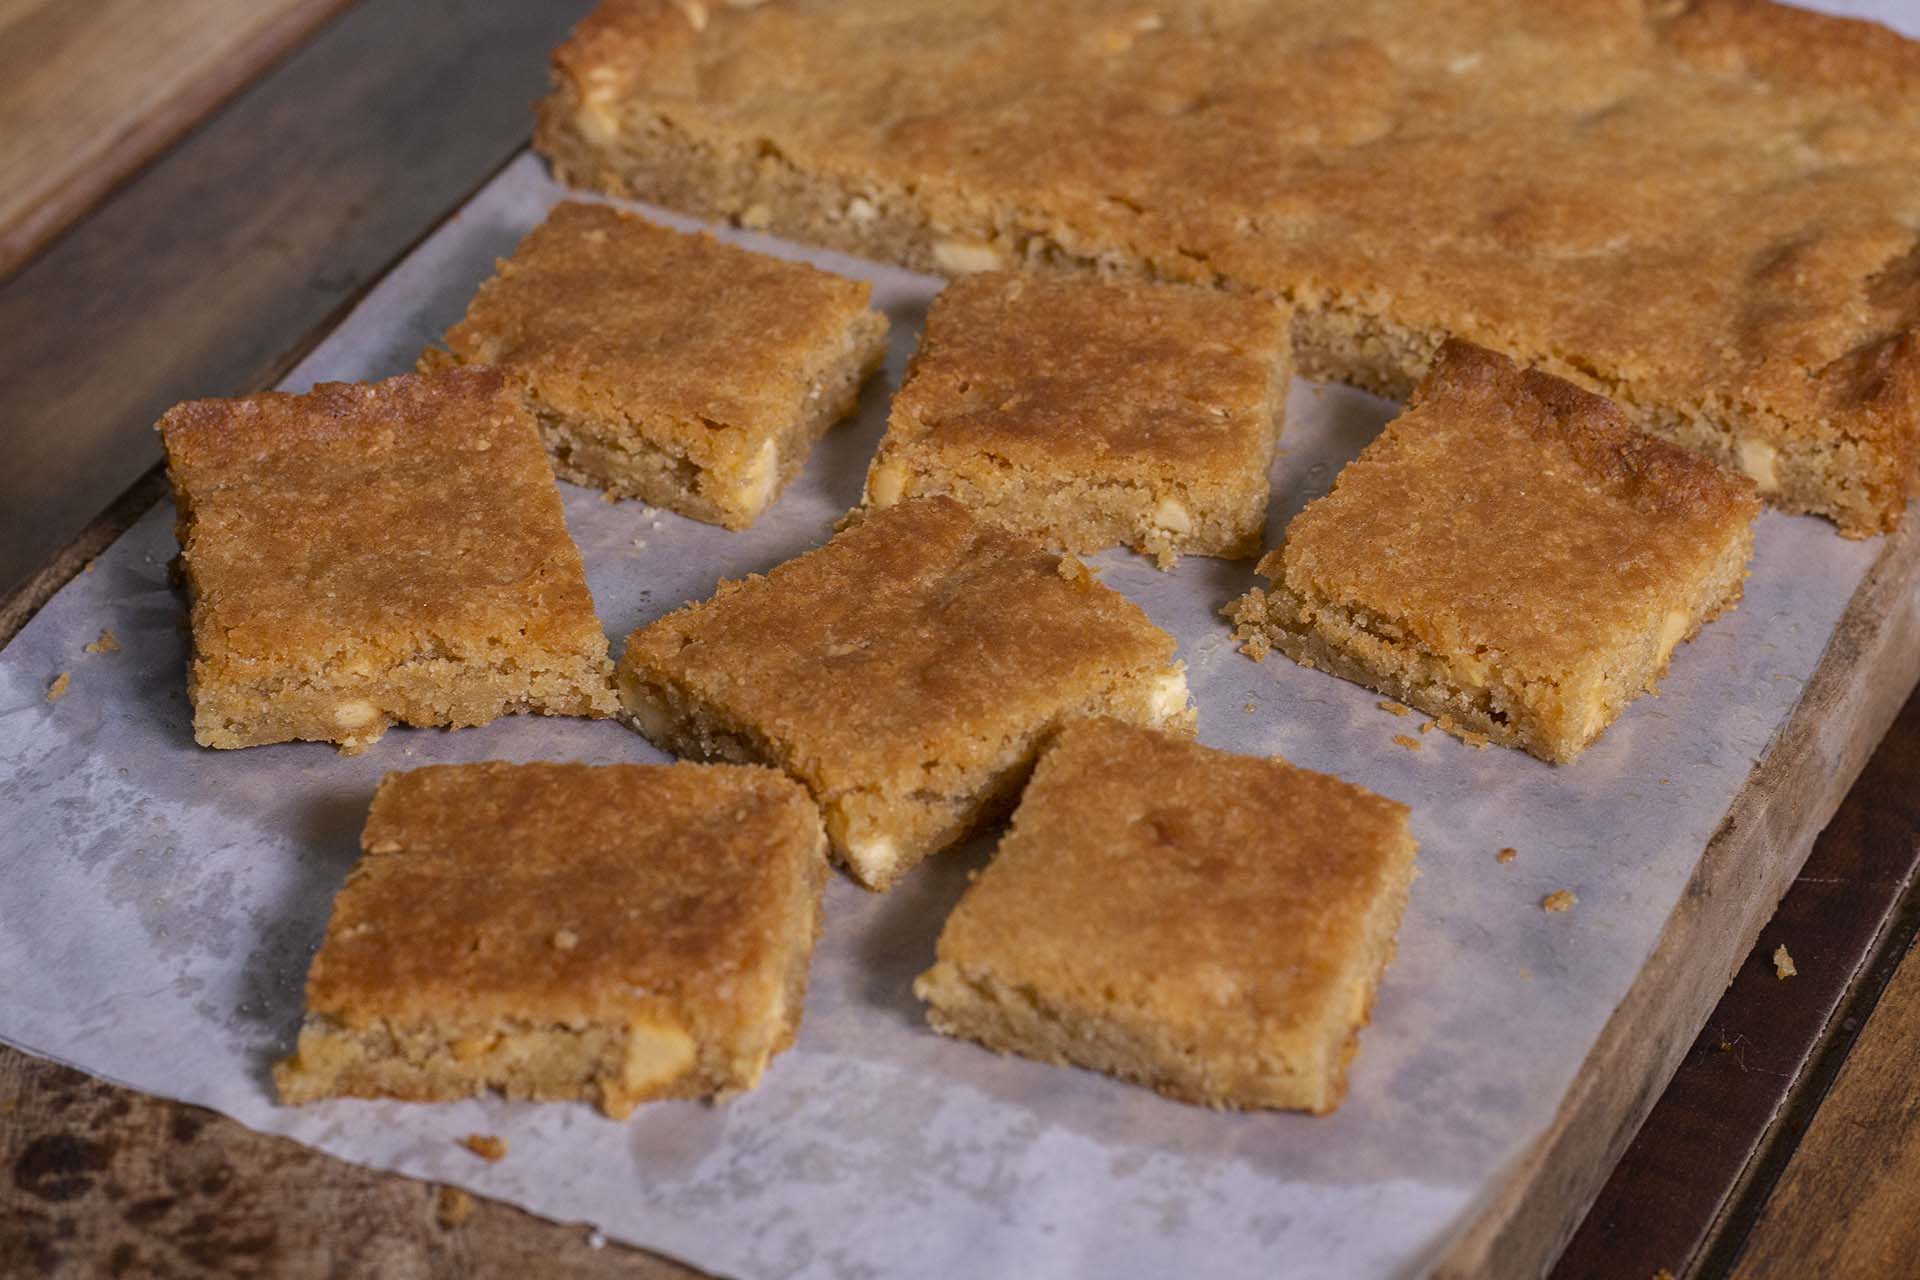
[158,369,617,751]
[617,496,1195,890]
[539,0,1920,534]
[275,760,829,1117]
[861,272,1290,566]
[421,200,889,529]
[915,718,1416,1113]
[1229,341,1760,764]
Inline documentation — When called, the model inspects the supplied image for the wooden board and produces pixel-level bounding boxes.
[1553,685,1920,1279]
[0,0,598,603]
[0,1052,691,1278]
[0,0,350,278]
[1437,514,1920,1277]
[1730,934,1920,1278]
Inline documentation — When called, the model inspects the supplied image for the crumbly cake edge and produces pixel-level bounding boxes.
[274,791,828,1117]
[534,35,1917,535]
[913,825,1417,1113]
[861,324,1288,568]
[1225,522,1755,764]
[169,473,617,753]
[863,457,1268,568]
[424,308,889,529]
[186,640,617,751]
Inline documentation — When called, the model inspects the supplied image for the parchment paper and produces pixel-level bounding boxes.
[0,85,1901,1275]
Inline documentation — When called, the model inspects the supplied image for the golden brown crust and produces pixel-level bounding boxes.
[307,761,823,1026]
[1236,341,1759,762]
[158,370,617,748]
[863,272,1288,561]
[916,718,1416,1112]
[279,761,829,1115]
[1650,0,1920,97]
[616,496,1193,886]
[538,0,1920,533]
[1400,339,1762,521]
[884,272,1286,477]
[425,201,888,528]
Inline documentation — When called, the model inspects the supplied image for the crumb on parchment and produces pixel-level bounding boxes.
[46,672,71,702]
[1392,734,1421,752]
[1437,715,1491,749]
[1773,945,1797,980]
[462,1133,508,1161]
[1543,889,1578,913]
[84,628,120,654]
[1378,700,1410,717]
[436,1185,475,1228]
[1497,847,1517,864]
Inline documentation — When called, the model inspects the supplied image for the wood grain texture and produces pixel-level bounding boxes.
[0,1053,697,1278]
[1553,684,1920,1279]
[1436,514,1920,1279]
[0,0,351,278]
[1730,933,1920,1279]
[0,0,598,604]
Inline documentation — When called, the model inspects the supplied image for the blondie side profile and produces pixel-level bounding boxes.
[423,200,889,529]
[158,370,617,750]
[916,718,1417,1113]
[862,272,1290,566]
[617,496,1195,890]
[537,0,1920,534]
[1228,340,1761,764]
[275,761,829,1117]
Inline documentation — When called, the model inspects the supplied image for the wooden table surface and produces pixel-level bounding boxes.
[2,4,1917,1276]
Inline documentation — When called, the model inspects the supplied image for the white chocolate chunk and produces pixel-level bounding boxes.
[1150,668,1191,722]
[575,97,620,147]
[736,440,781,517]
[1150,495,1193,535]
[866,459,909,507]
[932,238,1005,274]
[1656,608,1690,665]
[623,1023,696,1091]
[845,833,901,881]
[1736,438,1780,493]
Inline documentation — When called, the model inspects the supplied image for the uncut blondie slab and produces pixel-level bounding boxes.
[158,370,617,751]
[916,718,1416,1113]
[1229,341,1760,765]
[862,272,1289,567]
[538,0,1920,535]
[275,761,828,1117]
[617,496,1195,889]
[422,200,889,529]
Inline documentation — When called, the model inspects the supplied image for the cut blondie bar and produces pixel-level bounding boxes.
[275,761,828,1117]
[1229,340,1760,764]
[538,0,1920,534]
[915,718,1416,1114]
[422,200,889,529]
[617,496,1195,890]
[158,370,617,751]
[862,272,1290,566]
